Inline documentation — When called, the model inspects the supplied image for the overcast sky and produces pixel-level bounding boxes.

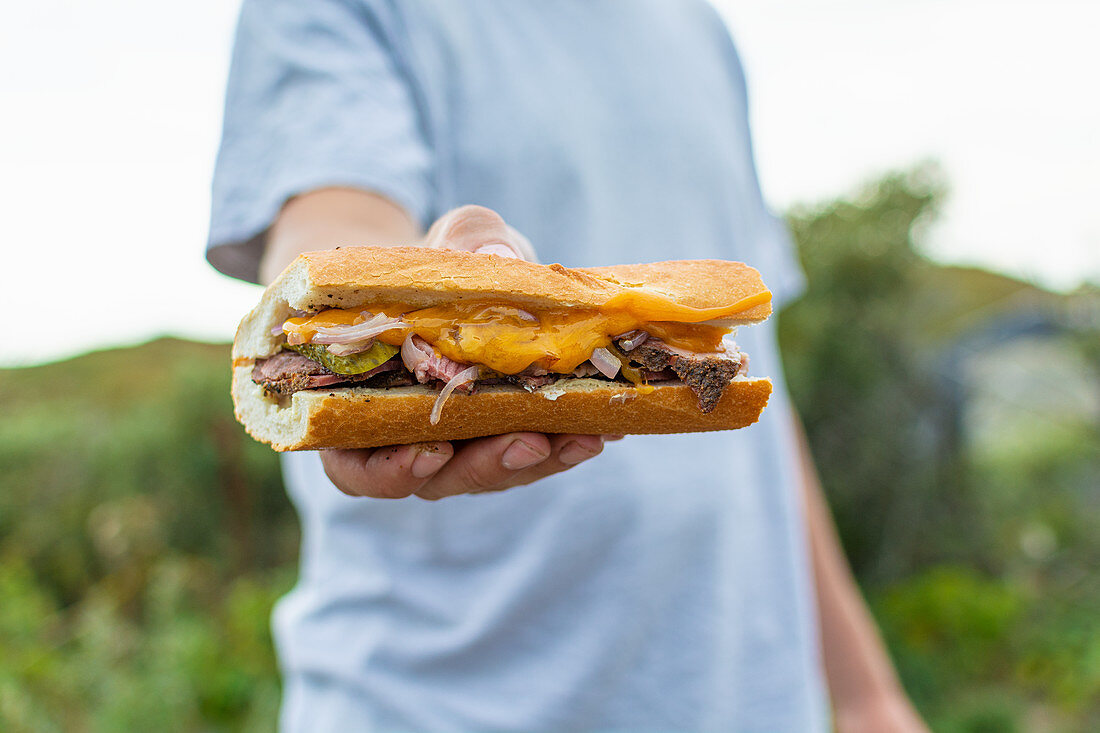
[2,0,1096,367]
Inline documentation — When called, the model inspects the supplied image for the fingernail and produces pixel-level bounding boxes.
[501,440,549,470]
[560,440,601,465]
[601,434,625,442]
[476,243,520,259]
[411,446,451,478]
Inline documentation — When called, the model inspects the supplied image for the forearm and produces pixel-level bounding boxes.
[258,188,535,285]
[259,187,421,285]
[794,413,928,731]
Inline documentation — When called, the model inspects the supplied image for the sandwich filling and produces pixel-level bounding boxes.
[252,293,766,423]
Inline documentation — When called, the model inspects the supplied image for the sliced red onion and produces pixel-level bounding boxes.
[310,313,407,344]
[401,333,433,373]
[271,324,285,336]
[589,347,621,379]
[618,331,649,351]
[472,304,538,323]
[514,308,538,322]
[430,365,480,425]
[325,339,375,356]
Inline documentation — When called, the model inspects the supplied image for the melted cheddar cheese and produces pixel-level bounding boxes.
[282,288,770,375]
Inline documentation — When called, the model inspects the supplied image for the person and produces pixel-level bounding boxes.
[208,1,929,731]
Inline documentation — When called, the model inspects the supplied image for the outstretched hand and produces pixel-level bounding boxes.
[319,204,614,500]
[322,432,610,501]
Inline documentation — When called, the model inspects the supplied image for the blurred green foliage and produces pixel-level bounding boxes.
[0,340,294,730]
[0,168,1096,731]
[782,165,1100,732]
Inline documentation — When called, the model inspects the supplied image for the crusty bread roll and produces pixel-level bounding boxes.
[232,247,774,451]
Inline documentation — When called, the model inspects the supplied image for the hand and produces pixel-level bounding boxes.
[319,204,613,501]
[834,693,931,733]
[322,433,610,501]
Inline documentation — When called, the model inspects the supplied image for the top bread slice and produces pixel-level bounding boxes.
[233,246,772,360]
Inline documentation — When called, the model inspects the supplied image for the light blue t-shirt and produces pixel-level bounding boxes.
[209,1,827,730]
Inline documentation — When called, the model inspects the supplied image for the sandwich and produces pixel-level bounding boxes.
[231,246,774,451]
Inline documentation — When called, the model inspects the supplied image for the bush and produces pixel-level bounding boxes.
[0,340,294,731]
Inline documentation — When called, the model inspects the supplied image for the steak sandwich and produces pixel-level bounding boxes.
[232,246,774,451]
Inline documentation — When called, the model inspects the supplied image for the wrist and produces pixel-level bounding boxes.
[834,690,929,733]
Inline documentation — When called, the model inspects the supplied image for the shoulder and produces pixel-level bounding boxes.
[234,0,403,41]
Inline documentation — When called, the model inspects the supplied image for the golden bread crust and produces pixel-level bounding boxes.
[300,246,616,310]
[232,366,772,451]
[296,246,770,317]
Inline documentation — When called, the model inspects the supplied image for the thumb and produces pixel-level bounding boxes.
[425,205,536,261]
[474,242,521,258]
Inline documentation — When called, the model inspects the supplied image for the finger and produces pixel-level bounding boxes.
[321,442,454,499]
[501,434,606,489]
[426,205,512,253]
[458,434,607,498]
[414,432,552,500]
[424,205,535,261]
[555,434,607,464]
[474,242,520,259]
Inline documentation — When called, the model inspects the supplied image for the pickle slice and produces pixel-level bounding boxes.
[287,342,400,375]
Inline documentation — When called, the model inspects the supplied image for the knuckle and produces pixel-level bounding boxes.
[442,207,509,246]
[331,482,363,498]
[581,436,606,455]
[370,482,416,500]
[321,454,361,496]
[455,458,502,493]
[452,204,503,224]
[321,447,420,500]
[364,447,418,499]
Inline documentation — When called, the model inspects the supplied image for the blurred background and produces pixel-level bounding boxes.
[1,1,1097,731]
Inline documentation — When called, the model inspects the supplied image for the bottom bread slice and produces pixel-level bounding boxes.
[232,365,772,451]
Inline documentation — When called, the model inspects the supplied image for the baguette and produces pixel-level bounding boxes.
[232,247,774,450]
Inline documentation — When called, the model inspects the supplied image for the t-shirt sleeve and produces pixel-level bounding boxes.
[207,0,433,284]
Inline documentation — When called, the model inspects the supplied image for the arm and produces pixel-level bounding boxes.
[261,187,609,501]
[259,187,420,284]
[793,412,929,732]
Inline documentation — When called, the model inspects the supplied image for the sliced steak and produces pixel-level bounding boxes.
[571,362,600,378]
[252,352,328,395]
[629,339,743,413]
[507,373,559,392]
[365,370,417,389]
[500,363,558,392]
[252,351,403,396]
